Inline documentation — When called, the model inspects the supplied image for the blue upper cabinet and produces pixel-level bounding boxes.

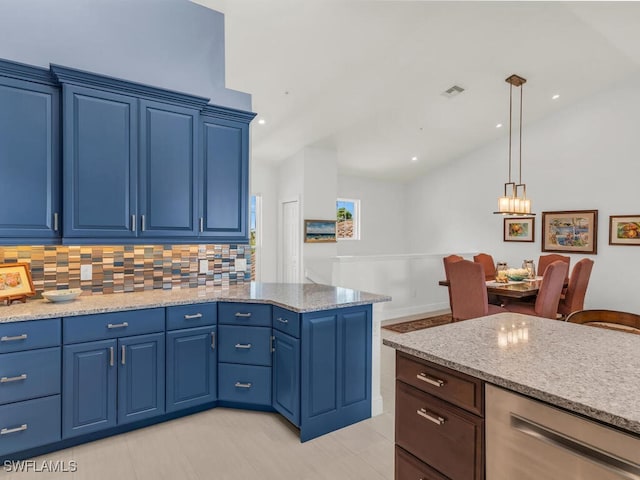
[200,106,255,242]
[0,60,61,244]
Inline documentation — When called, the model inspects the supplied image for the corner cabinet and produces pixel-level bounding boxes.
[0,60,61,244]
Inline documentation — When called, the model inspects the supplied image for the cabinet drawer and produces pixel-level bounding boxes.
[395,446,449,480]
[218,326,272,366]
[218,302,271,327]
[218,363,271,406]
[0,319,61,353]
[0,395,61,457]
[397,351,483,415]
[166,303,217,330]
[0,347,61,405]
[63,308,164,344]
[272,306,300,338]
[396,381,484,480]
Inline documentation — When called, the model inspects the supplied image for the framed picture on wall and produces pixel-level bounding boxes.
[503,217,535,242]
[304,219,337,243]
[0,262,35,305]
[609,215,640,246]
[541,210,598,254]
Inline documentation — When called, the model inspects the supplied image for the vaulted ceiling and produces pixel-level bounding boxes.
[194,1,640,181]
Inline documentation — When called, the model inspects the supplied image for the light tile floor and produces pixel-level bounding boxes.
[2,342,398,480]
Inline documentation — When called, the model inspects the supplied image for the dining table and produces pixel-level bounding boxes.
[438,276,546,299]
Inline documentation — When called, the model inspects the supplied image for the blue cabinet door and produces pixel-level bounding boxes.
[62,339,117,438]
[166,326,217,413]
[199,111,251,241]
[117,333,165,424]
[62,85,137,238]
[0,72,60,242]
[300,305,372,441]
[272,330,300,426]
[139,100,198,237]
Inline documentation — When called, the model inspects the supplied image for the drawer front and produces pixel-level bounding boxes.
[0,395,61,457]
[218,326,272,366]
[166,303,217,330]
[396,381,484,480]
[0,348,61,405]
[63,308,164,344]
[395,446,449,480]
[218,302,271,327]
[0,319,61,353]
[272,306,300,338]
[218,363,271,406]
[397,351,483,415]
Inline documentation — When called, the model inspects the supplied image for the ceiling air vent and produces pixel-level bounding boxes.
[441,85,465,98]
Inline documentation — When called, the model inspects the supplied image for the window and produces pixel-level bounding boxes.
[336,198,360,240]
[249,195,261,280]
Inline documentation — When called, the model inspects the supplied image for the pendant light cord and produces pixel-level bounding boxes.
[519,83,523,185]
[508,83,513,184]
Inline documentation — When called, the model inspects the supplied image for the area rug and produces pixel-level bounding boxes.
[382,314,453,333]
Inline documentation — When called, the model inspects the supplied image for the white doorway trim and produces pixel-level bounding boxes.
[279,196,302,283]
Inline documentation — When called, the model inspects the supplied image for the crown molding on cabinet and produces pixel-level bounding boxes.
[201,104,257,122]
[0,58,57,86]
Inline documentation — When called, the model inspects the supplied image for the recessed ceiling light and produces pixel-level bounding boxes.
[258,118,266,125]
[496,123,503,128]
[552,94,560,100]
[411,156,418,162]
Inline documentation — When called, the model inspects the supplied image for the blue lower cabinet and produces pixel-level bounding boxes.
[0,347,60,405]
[166,326,217,412]
[218,325,272,366]
[218,363,271,406]
[0,395,61,457]
[272,330,300,426]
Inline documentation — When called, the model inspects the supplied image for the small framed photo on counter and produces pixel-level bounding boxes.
[304,220,337,243]
[0,262,35,305]
[609,215,640,246]
[504,217,535,242]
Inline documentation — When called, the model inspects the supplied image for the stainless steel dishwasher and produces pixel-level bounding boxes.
[486,384,640,480]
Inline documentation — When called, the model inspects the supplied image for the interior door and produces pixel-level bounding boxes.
[281,199,300,283]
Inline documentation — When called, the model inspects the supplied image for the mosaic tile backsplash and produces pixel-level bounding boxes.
[0,244,251,296]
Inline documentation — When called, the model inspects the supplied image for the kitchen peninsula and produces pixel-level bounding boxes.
[384,312,640,479]
[0,283,390,460]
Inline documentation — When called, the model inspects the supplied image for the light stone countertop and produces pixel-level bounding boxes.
[0,282,391,323]
[383,312,640,435]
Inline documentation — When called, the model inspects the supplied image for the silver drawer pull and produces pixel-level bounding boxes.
[235,312,252,318]
[121,345,126,365]
[211,332,216,350]
[277,317,289,324]
[235,382,252,388]
[107,322,129,329]
[417,408,446,425]
[235,343,252,349]
[417,372,445,387]
[1,334,27,342]
[184,313,203,320]
[1,374,27,384]
[1,424,27,435]
[109,346,115,367]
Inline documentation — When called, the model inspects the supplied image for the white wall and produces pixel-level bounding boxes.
[0,0,250,110]
[250,164,277,282]
[406,77,640,313]
[337,175,407,256]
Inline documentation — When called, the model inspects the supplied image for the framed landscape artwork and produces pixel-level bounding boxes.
[609,215,640,246]
[0,262,35,304]
[542,210,598,254]
[304,220,337,243]
[503,217,535,242]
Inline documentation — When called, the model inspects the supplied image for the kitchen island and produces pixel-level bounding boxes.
[0,283,390,460]
[383,312,640,479]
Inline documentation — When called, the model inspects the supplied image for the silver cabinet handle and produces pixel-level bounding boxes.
[121,345,126,365]
[417,372,445,387]
[1,374,27,383]
[1,424,27,435]
[184,313,203,320]
[277,317,289,324]
[140,214,146,231]
[1,334,27,342]
[235,312,252,318]
[234,382,252,388]
[210,331,215,350]
[107,322,129,329]
[131,214,136,232]
[109,346,114,367]
[235,343,252,349]
[53,212,59,232]
[417,408,446,425]
[511,414,640,479]
[199,217,204,233]
[270,335,275,353]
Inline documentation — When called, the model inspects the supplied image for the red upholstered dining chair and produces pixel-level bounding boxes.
[443,254,463,310]
[505,260,569,319]
[538,254,570,277]
[557,259,594,318]
[448,260,507,321]
[473,253,496,281]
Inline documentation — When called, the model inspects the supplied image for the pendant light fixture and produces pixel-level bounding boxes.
[494,74,534,216]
